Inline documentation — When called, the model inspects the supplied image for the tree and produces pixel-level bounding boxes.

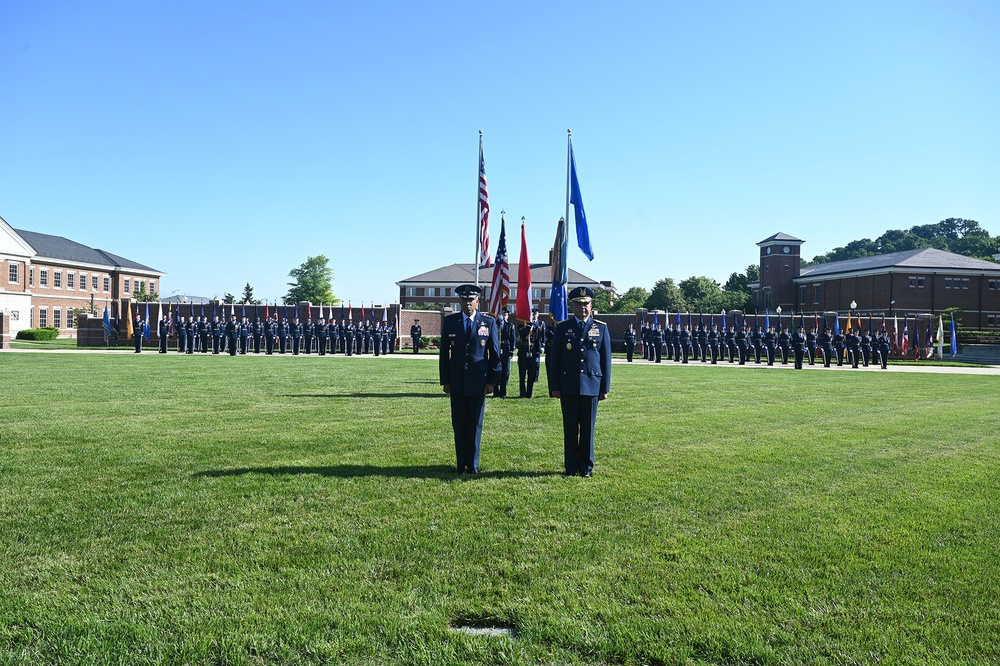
[592,286,615,314]
[222,293,235,304]
[644,278,687,312]
[240,283,261,305]
[807,218,999,265]
[615,286,650,313]
[721,264,757,312]
[285,255,335,305]
[133,283,159,303]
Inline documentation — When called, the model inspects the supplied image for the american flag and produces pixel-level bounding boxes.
[488,215,510,317]
[478,134,491,268]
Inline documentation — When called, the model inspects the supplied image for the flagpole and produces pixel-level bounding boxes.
[564,129,572,276]
[476,130,486,287]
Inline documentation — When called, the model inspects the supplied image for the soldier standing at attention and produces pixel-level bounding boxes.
[550,287,611,478]
[806,326,817,365]
[410,319,422,353]
[516,319,537,398]
[494,311,515,398]
[158,315,170,353]
[439,284,500,475]
[792,325,807,370]
[819,327,833,367]
[226,315,239,356]
[133,314,144,353]
[624,323,636,362]
[764,326,777,366]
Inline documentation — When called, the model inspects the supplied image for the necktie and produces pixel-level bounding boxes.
[466,318,473,340]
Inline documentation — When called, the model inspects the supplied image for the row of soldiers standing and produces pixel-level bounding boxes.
[628,322,892,370]
[151,314,398,356]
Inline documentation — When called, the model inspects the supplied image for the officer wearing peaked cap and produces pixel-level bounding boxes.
[549,286,611,478]
[440,284,501,475]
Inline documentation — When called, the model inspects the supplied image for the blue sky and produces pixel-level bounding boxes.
[2,1,997,305]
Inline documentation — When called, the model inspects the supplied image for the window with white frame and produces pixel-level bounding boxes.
[29,268,34,287]
[124,278,131,294]
[67,272,75,289]
[54,271,62,289]
[531,288,541,299]
[40,270,49,288]
[80,274,87,290]
[39,308,48,327]
[961,278,970,289]
[945,278,952,289]
[68,310,76,329]
[53,309,62,329]
[406,287,416,297]
[8,263,18,284]
[103,276,110,292]
[92,275,99,291]
[813,284,821,304]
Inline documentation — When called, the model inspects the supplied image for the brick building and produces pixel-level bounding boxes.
[753,232,1000,328]
[0,215,164,338]
[397,262,602,314]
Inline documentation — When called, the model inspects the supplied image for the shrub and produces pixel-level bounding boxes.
[17,327,59,341]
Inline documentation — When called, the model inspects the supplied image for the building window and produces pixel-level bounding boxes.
[39,308,48,327]
[799,285,806,305]
[813,285,821,304]
[149,281,155,294]
[531,288,541,299]
[68,310,76,329]
[989,279,998,291]
[405,287,416,297]
[54,271,63,289]
[67,272,75,289]
[510,288,517,299]
[103,277,110,292]
[945,278,952,289]
[8,263,18,284]
[53,309,62,329]
[80,274,87,290]
[961,278,970,289]
[93,275,99,291]
[29,268,34,287]
[40,270,49,288]
[908,276,925,288]
[124,278,131,294]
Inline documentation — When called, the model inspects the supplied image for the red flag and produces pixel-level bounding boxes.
[478,133,491,268]
[360,301,366,321]
[488,215,510,317]
[515,221,531,322]
[348,301,353,321]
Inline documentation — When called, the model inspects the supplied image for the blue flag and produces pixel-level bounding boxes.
[102,305,112,343]
[143,303,151,341]
[764,312,770,330]
[950,314,957,357]
[569,142,593,261]
[549,217,569,322]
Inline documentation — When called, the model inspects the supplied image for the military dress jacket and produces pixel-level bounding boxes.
[550,317,612,397]
[439,311,501,396]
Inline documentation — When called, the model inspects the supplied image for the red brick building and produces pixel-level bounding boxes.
[753,232,1000,328]
[0,216,164,338]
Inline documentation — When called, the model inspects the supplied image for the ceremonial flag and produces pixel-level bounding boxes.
[937,315,945,360]
[241,303,246,318]
[721,312,726,332]
[102,304,112,343]
[265,303,269,319]
[348,301,353,321]
[143,303,150,341]
[950,314,957,357]
[567,136,593,261]
[892,315,899,353]
[515,220,532,322]
[653,311,659,328]
[168,302,174,336]
[360,302,366,321]
[126,302,134,339]
[764,312,770,330]
[307,303,311,319]
[549,217,568,322]
[925,316,934,358]
[382,305,388,323]
[488,215,511,317]
[834,314,840,336]
[477,133,491,269]
[901,317,909,356]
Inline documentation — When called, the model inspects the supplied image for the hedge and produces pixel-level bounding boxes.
[16,327,59,341]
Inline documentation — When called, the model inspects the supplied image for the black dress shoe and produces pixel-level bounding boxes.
[582,471,592,478]
[469,468,479,475]
[455,466,463,474]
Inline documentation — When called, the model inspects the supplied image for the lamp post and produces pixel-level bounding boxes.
[776,305,782,328]
[850,300,857,332]
[90,288,97,314]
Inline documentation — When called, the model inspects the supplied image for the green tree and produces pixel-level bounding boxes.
[644,278,687,312]
[285,255,335,305]
[615,286,650,313]
[241,283,261,305]
[592,286,615,313]
[223,293,235,304]
[721,264,757,312]
[133,283,159,303]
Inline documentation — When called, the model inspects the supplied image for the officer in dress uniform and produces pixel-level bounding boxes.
[158,315,170,353]
[861,329,873,367]
[291,317,303,355]
[185,315,197,354]
[252,317,263,353]
[516,319,539,398]
[226,315,239,356]
[550,287,611,478]
[751,326,763,364]
[764,326,777,365]
[343,319,354,356]
[316,318,327,355]
[806,327,817,365]
[530,310,546,386]
[410,319,422,353]
[819,327,833,367]
[303,319,314,354]
[133,314,144,353]
[197,316,209,353]
[778,326,791,364]
[624,323,636,362]
[698,325,709,363]
[494,311,515,398]
[876,330,891,369]
[736,324,749,365]
[833,328,846,367]
[679,324,692,363]
[210,316,222,354]
[725,324,737,363]
[651,325,663,363]
[708,324,720,364]
[792,325,806,370]
[265,315,277,355]
[239,316,250,354]
[328,318,339,354]
[439,284,501,475]
[846,328,861,368]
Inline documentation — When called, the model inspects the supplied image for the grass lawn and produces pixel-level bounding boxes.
[1,352,998,665]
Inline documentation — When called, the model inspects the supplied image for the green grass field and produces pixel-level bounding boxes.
[1,352,998,665]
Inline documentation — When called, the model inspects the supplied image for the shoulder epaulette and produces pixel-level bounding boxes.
[594,319,607,326]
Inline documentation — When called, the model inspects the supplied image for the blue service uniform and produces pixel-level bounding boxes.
[158,318,169,353]
[439,311,501,474]
[550,316,612,477]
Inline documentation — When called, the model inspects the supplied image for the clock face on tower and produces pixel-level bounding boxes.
[766,247,772,255]
[782,245,790,254]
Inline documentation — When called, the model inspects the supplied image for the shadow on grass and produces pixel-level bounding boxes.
[279,393,441,399]
[193,465,561,480]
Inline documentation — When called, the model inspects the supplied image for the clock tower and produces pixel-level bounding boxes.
[757,232,804,313]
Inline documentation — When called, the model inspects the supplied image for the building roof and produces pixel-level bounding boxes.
[799,247,1000,279]
[757,232,804,245]
[398,262,600,287]
[14,228,163,274]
